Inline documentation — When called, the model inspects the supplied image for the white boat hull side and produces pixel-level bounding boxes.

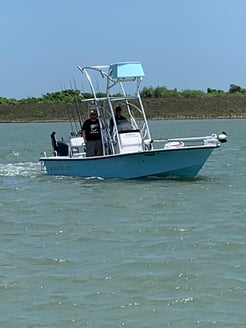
[40,146,215,179]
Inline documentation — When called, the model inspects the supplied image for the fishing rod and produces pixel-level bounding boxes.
[59,82,75,134]
[70,78,83,132]
[67,103,75,135]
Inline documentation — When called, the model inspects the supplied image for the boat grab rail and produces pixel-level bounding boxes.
[152,132,228,148]
[153,134,220,143]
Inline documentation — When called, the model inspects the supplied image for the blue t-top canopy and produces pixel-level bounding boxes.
[109,62,145,80]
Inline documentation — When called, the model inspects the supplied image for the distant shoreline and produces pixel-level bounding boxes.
[1,96,246,122]
[1,116,246,124]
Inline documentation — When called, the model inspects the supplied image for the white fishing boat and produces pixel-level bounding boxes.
[39,61,227,179]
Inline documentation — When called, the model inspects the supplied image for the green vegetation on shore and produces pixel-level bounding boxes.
[1,85,246,122]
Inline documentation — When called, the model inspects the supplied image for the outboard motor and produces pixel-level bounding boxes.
[57,140,70,156]
[50,131,70,156]
[50,131,58,153]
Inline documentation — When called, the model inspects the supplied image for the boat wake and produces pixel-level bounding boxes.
[0,162,41,177]
[85,176,105,181]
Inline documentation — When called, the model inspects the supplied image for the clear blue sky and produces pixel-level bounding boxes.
[1,0,245,99]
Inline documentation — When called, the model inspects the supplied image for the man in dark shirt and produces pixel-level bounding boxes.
[109,106,130,132]
[82,110,103,157]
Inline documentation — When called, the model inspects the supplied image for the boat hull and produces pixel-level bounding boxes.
[40,146,216,179]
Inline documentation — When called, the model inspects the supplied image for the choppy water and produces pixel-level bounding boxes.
[0,119,245,327]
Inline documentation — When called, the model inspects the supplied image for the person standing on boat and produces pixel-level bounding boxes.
[109,106,130,132]
[82,110,103,157]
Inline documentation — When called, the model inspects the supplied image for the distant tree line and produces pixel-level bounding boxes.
[140,84,246,98]
[1,84,246,105]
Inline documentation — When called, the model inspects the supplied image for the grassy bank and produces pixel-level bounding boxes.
[0,95,246,122]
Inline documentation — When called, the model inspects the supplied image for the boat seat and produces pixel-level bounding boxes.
[70,136,85,156]
[118,130,143,153]
[70,137,85,147]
